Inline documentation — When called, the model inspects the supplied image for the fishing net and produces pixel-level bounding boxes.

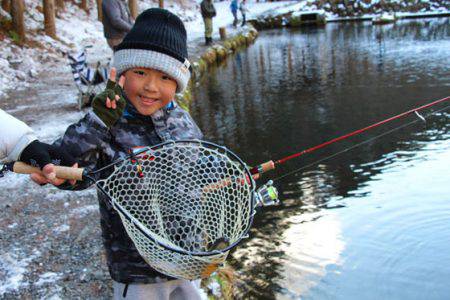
[97,140,255,280]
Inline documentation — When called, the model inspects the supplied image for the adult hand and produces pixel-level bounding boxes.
[19,140,78,186]
[92,67,127,128]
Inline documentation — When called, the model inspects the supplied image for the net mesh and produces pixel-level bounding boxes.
[98,141,254,280]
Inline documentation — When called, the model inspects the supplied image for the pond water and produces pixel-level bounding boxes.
[190,18,450,299]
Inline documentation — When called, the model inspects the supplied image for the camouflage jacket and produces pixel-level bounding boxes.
[55,102,203,283]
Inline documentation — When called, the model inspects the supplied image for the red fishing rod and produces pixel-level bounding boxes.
[250,96,450,176]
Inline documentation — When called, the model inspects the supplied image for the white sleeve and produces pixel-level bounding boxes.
[0,109,37,163]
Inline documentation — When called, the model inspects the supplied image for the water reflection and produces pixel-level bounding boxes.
[191,18,449,299]
[232,210,345,299]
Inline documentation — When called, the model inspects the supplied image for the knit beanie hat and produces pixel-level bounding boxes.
[113,8,191,93]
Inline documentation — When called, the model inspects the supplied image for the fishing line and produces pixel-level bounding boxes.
[271,103,450,183]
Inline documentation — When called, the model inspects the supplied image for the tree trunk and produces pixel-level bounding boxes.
[128,0,138,19]
[55,0,65,11]
[96,0,102,21]
[1,0,11,13]
[80,0,88,12]
[11,0,25,43]
[159,0,163,9]
[43,0,57,38]
[55,0,65,17]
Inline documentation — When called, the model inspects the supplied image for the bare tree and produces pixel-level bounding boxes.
[96,0,102,21]
[10,0,25,43]
[1,0,11,13]
[55,0,65,12]
[80,0,88,12]
[43,0,57,38]
[80,0,89,14]
[128,0,138,19]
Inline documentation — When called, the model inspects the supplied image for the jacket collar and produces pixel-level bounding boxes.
[122,99,177,141]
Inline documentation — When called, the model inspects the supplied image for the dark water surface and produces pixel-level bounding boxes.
[191,18,450,299]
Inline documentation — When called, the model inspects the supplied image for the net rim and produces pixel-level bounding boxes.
[96,139,257,256]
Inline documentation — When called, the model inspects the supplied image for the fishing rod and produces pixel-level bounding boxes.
[249,96,450,177]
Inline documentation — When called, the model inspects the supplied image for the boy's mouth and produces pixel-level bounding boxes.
[138,95,158,106]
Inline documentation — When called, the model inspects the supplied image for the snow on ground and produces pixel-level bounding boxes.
[0,249,41,297]
[70,204,99,218]
[35,272,63,286]
[32,110,86,142]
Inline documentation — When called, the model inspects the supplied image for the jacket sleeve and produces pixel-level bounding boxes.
[0,109,37,163]
[53,111,112,190]
[102,0,133,32]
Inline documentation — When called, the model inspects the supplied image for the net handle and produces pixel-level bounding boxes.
[11,162,84,181]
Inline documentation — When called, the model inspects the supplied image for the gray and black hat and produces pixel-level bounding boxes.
[113,8,191,93]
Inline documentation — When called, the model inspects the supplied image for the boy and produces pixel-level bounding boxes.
[31,8,204,299]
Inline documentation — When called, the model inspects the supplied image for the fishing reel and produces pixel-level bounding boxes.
[0,164,9,178]
[254,180,279,207]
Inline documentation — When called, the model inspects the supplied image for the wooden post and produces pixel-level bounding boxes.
[96,0,102,21]
[219,27,227,40]
[11,0,25,43]
[43,0,57,38]
[128,0,137,19]
[159,0,163,9]
[1,0,11,13]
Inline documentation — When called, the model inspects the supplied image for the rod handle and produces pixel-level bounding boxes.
[250,160,275,175]
[12,162,84,181]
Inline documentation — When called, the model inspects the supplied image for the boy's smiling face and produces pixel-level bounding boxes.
[123,67,177,116]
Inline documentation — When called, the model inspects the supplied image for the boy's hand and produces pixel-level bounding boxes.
[30,163,79,186]
[92,68,127,128]
[19,141,78,186]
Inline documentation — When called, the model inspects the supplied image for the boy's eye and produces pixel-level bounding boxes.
[134,70,146,76]
[161,75,171,80]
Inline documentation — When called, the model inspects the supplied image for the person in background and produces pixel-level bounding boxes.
[230,0,238,27]
[102,0,134,51]
[0,109,75,184]
[200,0,217,46]
[239,0,249,26]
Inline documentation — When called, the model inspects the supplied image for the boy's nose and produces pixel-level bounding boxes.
[143,77,158,92]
